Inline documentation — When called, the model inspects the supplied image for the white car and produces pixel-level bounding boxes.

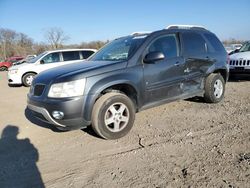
[229,41,250,74]
[8,49,97,86]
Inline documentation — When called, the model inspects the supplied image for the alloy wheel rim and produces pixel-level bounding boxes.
[214,79,223,98]
[26,75,34,86]
[104,102,129,133]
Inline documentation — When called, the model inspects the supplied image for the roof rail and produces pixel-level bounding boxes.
[166,25,207,30]
[130,31,152,36]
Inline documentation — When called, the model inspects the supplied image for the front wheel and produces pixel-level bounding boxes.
[204,73,225,103]
[22,73,36,87]
[91,92,135,139]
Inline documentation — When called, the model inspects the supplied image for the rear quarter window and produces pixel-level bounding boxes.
[204,33,225,53]
[81,51,95,59]
[182,32,206,56]
[62,51,80,61]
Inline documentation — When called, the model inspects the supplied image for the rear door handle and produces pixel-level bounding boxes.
[174,61,180,66]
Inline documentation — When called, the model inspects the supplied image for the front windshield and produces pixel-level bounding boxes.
[28,52,47,63]
[90,35,147,61]
[239,42,250,53]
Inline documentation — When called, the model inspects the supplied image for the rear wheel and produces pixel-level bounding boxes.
[91,92,135,140]
[22,73,36,87]
[0,66,8,71]
[204,73,225,103]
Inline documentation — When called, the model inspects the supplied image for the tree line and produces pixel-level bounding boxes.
[0,27,108,60]
[0,27,247,60]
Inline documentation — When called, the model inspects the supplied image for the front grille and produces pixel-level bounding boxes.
[230,59,250,66]
[34,84,45,96]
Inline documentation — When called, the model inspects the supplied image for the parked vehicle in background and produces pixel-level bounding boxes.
[0,61,12,71]
[225,43,242,54]
[229,41,250,74]
[12,55,37,66]
[8,49,97,86]
[6,56,24,62]
[0,56,24,71]
[228,42,249,55]
[27,25,229,140]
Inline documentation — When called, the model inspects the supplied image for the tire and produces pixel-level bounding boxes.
[204,73,225,103]
[22,73,36,87]
[91,92,135,140]
[0,66,8,71]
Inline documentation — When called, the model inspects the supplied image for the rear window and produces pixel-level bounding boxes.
[81,51,95,59]
[182,32,206,56]
[204,33,225,53]
[62,51,80,61]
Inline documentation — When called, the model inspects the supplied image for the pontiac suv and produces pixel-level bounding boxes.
[27,25,229,139]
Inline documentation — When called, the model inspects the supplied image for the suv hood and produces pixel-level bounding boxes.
[230,51,250,60]
[33,60,127,85]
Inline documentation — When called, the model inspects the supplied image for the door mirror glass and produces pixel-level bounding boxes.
[143,51,165,64]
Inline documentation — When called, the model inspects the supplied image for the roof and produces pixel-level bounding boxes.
[45,48,97,53]
[166,24,207,31]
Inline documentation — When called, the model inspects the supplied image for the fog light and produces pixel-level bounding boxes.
[52,111,64,120]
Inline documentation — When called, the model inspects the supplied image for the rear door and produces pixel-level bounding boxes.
[180,32,214,92]
[143,34,185,104]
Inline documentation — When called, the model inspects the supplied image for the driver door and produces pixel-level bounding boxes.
[143,34,185,105]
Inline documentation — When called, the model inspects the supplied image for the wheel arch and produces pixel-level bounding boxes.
[21,71,37,85]
[83,80,140,123]
[213,69,228,82]
[22,71,37,80]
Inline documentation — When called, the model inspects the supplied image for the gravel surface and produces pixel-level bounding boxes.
[0,72,249,187]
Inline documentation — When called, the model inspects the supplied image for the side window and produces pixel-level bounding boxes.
[81,51,95,59]
[148,34,178,59]
[62,51,80,61]
[41,52,60,64]
[204,33,225,53]
[182,32,206,56]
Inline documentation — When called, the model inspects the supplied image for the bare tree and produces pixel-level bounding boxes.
[44,27,69,49]
[0,28,18,59]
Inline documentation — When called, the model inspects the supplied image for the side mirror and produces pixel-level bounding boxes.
[40,60,45,64]
[143,51,165,64]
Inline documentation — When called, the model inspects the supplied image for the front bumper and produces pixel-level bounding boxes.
[27,94,91,131]
[230,66,250,74]
[8,73,22,85]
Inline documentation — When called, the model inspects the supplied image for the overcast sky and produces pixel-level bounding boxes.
[0,0,249,44]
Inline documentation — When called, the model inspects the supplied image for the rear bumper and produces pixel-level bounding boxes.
[27,95,91,131]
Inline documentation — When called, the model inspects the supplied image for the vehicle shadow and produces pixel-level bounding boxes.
[228,74,250,82]
[0,125,45,188]
[8,84,23,87]
[81,126,101,139]
[185,96,205,103]
[25,108,63,133]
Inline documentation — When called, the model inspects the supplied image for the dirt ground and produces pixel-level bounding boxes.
[0,71,249,188]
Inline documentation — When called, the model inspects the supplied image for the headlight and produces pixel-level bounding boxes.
[48,78,86,98]
[9,69,18,74]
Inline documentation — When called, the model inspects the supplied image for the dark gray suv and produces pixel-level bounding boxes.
[27,25,229,139]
